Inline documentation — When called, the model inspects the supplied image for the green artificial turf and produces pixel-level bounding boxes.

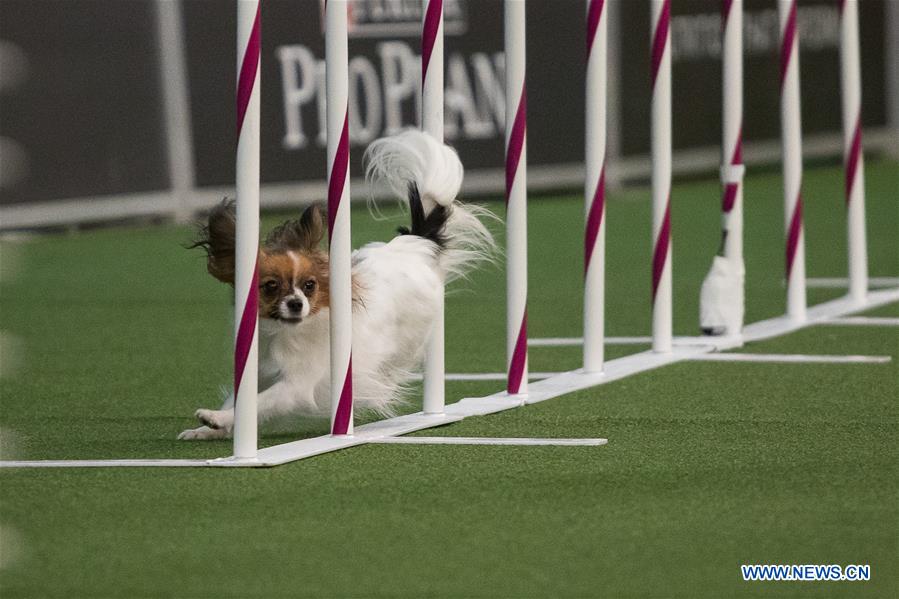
[0,159,897,597]
[861,302,899,318]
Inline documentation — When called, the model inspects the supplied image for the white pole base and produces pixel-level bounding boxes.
[369,437,608,447]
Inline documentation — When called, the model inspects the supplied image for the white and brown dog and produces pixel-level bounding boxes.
[179,130,494,440]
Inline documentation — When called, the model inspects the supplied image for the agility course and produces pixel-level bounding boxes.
[1,0,898,596]
[2,0,894,467]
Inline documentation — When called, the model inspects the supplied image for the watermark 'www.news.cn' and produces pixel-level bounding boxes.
[741,564,870,582]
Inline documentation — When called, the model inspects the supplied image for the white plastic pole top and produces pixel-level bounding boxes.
[421,0,445,415]
[233,0,261,460]
[584,0,607,373]
[778,0,807,322]
[505,0,528,395]
[650,0,672,353]
[839,0,868,303]
[326,0,354,436]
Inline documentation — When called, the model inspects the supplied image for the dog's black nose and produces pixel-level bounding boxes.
[286,298,304,313]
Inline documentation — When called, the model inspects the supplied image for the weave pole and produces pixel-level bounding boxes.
[778,0,807,322]
[233,0,261,460]
[839,0,868,303]
[505,0,528,396]
[583,0,607,373]
[720,0,745,332]
[326,0,353,436]
[650,0,672,353]
[699,0,745,336]
[421,0,445,414]
[720,0,744,266]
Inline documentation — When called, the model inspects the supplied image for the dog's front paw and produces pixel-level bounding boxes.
[195,408,232,430]
[177,425,229,441]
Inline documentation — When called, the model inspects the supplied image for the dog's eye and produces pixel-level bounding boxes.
[262,280,279,293]
[303,279,316,292]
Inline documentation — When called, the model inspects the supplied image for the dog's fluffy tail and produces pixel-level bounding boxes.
[364,129,496,282]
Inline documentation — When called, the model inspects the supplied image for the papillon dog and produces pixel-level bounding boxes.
[178,130,495,440]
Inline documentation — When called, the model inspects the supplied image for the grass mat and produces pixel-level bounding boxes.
[1,159,896,597]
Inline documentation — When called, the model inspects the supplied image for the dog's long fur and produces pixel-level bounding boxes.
[179,130,494,440]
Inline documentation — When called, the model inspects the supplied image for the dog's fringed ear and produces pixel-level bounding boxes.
[188,199,236,284]
[299,203,325,248]
[265,203,325,252]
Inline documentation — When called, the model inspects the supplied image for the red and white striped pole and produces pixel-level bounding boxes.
[651,0,673,353]
[721,0,745,334]
[584,0,607,373]
[233,0,261,460]
[505,0,528,395]
[698,0,744,337]
[839,0,868,304]
[421,0,445,414]
[720,0,744,265]
[778,0,807,322]
[326,0,353,435]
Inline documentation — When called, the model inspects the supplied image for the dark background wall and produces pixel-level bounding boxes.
[0,0,168,205]
[0,0,891,216]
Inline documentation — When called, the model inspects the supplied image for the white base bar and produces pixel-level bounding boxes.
[3,288,897,469]
[413,372,561,382]
[822,316,899,327]
[522,344,720,406]
[689,353,891,365]
[239,411,465,467]
[805,276,899,289]
[0,459,212,468]
[448,394,527,417]
[369,436,607,446]
[529,335,742,348]
[739,288,899,343]
[531,336,648,346]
